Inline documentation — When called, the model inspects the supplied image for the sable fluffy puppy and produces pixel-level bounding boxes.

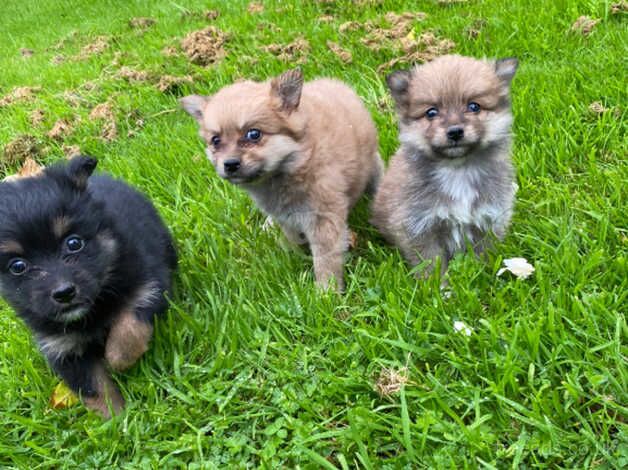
[372,54,518,276]
[0,156,176,417]
[181,69,382,291]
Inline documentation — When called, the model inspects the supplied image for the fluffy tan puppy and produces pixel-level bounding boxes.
[181,69,383,291]
[372,54,518,278]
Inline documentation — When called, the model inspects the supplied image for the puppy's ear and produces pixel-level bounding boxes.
[270,68,303,113]
[180,95,208,122]
[386,69,412,108]
[66,155,97,190]
[495,57,518,86]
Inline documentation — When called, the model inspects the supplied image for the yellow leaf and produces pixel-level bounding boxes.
[49,381,79,409]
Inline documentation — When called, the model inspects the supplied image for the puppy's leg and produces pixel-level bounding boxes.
[308,213,348,291]
[279,223,308,246]
[365,153,384,196]
[50,353,124,418]
[405,228,449,280]
[105,281,168,371]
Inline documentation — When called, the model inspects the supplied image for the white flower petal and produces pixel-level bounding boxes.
[497,257,535,279]
[453,320,472,336]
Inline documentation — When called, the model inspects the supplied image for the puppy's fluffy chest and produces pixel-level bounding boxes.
[431,164,499,226]
[407,160,510,240]
[244,173,313,231]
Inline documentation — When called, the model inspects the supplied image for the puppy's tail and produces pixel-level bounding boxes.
[365,152,384,196]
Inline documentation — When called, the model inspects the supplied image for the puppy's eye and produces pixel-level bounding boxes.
[245,128,262,141]
[425,107,439,119]
[467,102,481,113]
[8,259,28,276]
[211,135,221,147]
[66,235,85,253]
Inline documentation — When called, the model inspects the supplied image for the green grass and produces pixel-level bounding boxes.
[0,0,626,467]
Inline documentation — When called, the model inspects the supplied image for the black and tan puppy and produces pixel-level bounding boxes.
[0,156,176,417]
[372,55,518,277]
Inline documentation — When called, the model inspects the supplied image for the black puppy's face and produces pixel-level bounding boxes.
[0,157,118,325]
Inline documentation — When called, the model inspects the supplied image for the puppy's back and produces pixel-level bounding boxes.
[302,78,377,150]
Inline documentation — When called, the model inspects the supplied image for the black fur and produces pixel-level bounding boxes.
[0,156,176,413]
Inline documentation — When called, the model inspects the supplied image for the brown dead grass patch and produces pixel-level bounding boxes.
[129,17,156,29]
[2,135,40,169]
[257,21,282,33]
[101,121,118,142]
[0,86,40,107]
[327,41,352,63]
[89,102,115,121]
[161,46,179,57]
[157,75,194,93]
[247,2,264,13]
[377,31,456,72]
[570,16,600,36]
[262,37,310,63]
[348,229,359,250]
[205,9,220,20]
[339,21,362,33]
[30,109,46,126]
[360,12,428,51]
[20,48,34,57]
[63,145,82,158]
[49,31,78,51]
[374,367,408,398]
[588,101,608,115]
[47,119,74,140]
[88,102,118,142]
[75,36,109,60]
[611,1,628,13]
[181,27,228,65]
[62,91,87,108]
[465,18,487,38]
[318,14,335,22]
[116,66,151,82]
[3,157,44,181]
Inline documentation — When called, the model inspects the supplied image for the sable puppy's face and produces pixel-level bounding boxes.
[180,69,305,184]
[0,157,117,325]
[387,55,518,160]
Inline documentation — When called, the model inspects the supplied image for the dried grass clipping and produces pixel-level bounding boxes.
[374,367,408,397]
[327,41,352,63]
[570,16,600,36]
[181,27,228,65]
[2,135,39,169]
[0,86,40,107]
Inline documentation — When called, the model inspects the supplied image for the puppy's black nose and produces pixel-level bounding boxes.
[447,126,464,141]
[224,159,241,174]
[52,283,76,304]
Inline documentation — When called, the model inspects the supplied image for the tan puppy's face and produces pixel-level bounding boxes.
[181,70,305,184]
[387,55,518,160]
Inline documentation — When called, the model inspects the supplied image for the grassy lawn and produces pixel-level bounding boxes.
[0,0,626,467]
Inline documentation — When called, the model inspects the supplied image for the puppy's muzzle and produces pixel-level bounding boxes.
[223,158,241,174]
[446,126,464,142]
[51,282,77,304]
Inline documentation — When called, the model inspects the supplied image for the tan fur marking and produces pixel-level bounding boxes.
[52,216,71,238]
[82,362,124,418]
[0,240,23,254]
[105,309,153,372]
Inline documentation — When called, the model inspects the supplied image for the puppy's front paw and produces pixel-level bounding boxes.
[105,310,153,371]
[83,363,125,419]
